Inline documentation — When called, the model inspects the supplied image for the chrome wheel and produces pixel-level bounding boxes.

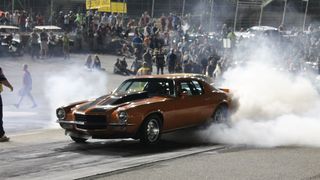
[213,106,228,124]
[146,119,160,143]
[140,115,162,145]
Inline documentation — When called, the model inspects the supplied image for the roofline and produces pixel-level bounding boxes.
[130,73,208,79]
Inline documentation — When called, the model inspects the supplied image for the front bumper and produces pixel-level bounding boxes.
[57,120,136,138]
[57,120,135,127]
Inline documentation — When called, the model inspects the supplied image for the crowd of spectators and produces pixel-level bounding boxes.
[0,10,44,31]
[0,8,320,78]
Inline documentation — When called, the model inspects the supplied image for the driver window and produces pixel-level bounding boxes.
[191,80,204,95]
[128,81,146,92]
[180,80,204,96]
[143,80,175,96]
[180,82,193,96]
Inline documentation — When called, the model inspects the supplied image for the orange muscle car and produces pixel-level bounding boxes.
[56,74,233,144]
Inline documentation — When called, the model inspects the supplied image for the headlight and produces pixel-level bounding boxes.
[118,111,128,124]
[56,108,66,120]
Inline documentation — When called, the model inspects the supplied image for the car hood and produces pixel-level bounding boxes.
[75,92,157,113]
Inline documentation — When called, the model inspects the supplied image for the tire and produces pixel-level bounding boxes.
[70,136,88,143]
[212,105,229,124]
[140,115,162,145]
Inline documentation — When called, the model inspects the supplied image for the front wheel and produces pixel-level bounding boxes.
[140,115,162,145]
[70,136,88,143]
[212,105,229,124]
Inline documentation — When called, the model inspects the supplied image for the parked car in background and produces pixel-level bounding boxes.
[0,25,24,56]
[33,25,74,56]
[235,26,280,39]
[57,74,234,145]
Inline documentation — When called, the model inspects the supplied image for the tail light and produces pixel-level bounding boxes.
[219,88,230,93]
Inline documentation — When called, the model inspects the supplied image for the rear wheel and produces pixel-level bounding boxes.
[70,136,88,143]
[212,105,229,124]
[140,115,161,145]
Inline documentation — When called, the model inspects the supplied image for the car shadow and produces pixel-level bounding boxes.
[53,128,219,157]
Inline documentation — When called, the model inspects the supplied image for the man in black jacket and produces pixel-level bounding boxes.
[167,49,177,74]
[0,67,13,142]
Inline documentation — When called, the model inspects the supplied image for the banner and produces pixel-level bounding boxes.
[97,0,111,11]
[98,2,127,13]
[86,0,127,13]
[86,0,101,9]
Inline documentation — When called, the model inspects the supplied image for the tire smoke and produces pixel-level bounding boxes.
[201,39,320,147]
[44,67,108,126]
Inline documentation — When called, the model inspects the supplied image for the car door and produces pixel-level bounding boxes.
[162,79,208,130]
[182,80,213,125]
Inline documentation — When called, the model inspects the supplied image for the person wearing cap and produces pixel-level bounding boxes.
[0,67,13,142]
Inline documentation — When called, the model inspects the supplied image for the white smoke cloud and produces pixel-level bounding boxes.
[223,61,319,120]
[44,67,108,126]
[200,38,320,147]
[204,114,320,147]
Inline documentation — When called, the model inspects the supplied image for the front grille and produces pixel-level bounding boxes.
[74,114,107,130]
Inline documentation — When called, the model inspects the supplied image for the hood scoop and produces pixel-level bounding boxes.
[76,92,149,111]
[76,95,108,112]
[109,92,149,105]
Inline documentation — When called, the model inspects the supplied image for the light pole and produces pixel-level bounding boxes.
[209,0,214,32]
[182,0,185,17]
[50,0,53,25]
[151,0,155,18]
[122,0,125,14]
[11,0,14,25]
[234,0,239,32]
[281,0,287,25]
[122,0,125,27]
[303,0,309,31]
[258,5,263,26]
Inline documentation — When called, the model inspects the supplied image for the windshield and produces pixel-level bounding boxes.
[114,78,175,97]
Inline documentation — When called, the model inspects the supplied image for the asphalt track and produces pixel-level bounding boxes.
[0,129,226,180]
[2,129,320,180]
